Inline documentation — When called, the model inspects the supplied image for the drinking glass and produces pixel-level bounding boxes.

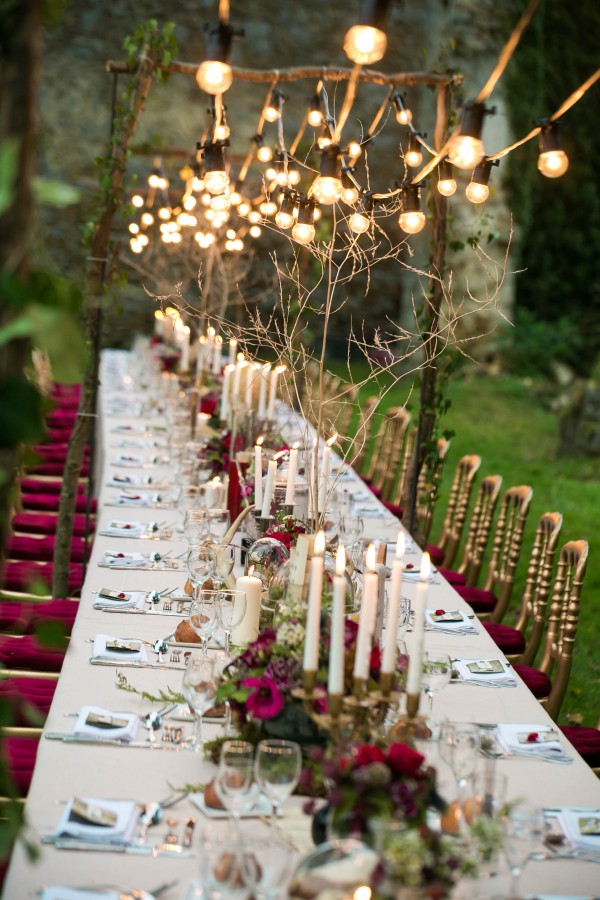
[439,722,480,832]
[217,589,246,654]
[421,651,452,722]
[206,508,231,542]
[215,740,258,834]
[255,739,302,822]
[190,590,221,655]
[339,513,364,546]
[200,821,252,899]
[503,806,545,898]
[186,542,215,592]
[211,543,236,587]
[181,653,217,751]
[183,508,207,542]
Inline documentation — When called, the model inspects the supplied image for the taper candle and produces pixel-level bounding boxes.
[254,436,264,509]
[405,551,431,695]
[303,531,325,672]
[353,544,378,680]
[381,532,406,674]
[285,442,299,506]
[328,544,346,695]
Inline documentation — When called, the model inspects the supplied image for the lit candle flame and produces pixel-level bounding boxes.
[154,310,164,320]
[420,552,431,581]
[314,531,326,555]
[237,351,245,362]
[207,325,216,337]
[262,362,272,372]
[230,338,238,347]
[366,543,377,572]
[326,432,338,447]
[396,532,406,559]
[275,363,287,374]
[224,363,236,373]
[215,334,223,345]
[336,544,346,575]
[248,565,256,577]
[292,441,299,449]
[199,335,207,345]
[256,435,264,447]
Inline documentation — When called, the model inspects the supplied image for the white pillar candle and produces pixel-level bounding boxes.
[254,436,264,509]
[318,434,336,512]
[328,544,346,695]
[212,335,223,374]
[245,361,257,410]
[258,363,271,418]
[382,532,406,674]
[232,566,263,645]
[303,531,325,672]
[179,325,191,371]
[261,458,277,518]
[405,551,431,695]
[353,544,379,680]
[267,364,285,420]
[284,442,299,507]
[232,360,243,405]
[219,364,234,422]
[228,338,238,365]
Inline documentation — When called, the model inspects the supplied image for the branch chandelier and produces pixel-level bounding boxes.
[121,0,599,255]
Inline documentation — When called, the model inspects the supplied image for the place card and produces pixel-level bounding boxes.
[69,798,117,828]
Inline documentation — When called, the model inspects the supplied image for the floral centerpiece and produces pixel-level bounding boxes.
[264,512,308,549]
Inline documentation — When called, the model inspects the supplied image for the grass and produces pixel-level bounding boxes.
[332,361,600,727]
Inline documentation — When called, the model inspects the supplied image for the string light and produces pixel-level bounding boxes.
[392,92,412,126]
[347,140,362,159]
[349,194,374,234]
[141,212,154,226]
[399,183,426,234]
[405,134,423,168]
[448,100,488,170]
[537,122,569,178]
[264,88,286,123]
[202,141,230,195]
[341,169,359,205]
[196,21,238,95]
[292,198,316,244]
[307,95,324,128]
[131,194,144,208]
[343,0,391,65]
[311,145,343,205]
[259,198,277,216]
[275,190,297,230]
[437,159,457,197]
[249,224,262,237]
[128,223,139,234]
[465,158,497,204]
[254,134,273,163]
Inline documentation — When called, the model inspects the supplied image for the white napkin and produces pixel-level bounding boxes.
[55,797,138,844]
[106,475,155,489]
[452,658,516,687]
[101,519,146,537]
[115,491,162,507]
[401,566,439,583]
[102,550,147,567]
[425,608,478,635]
[73,706,139,742]
[113,454,144,467]
[496,722,565,756]
[91,634,148,663]
[557,808,600,852]
[41,890,120,900]
[93,590,147,611]
[386,537,416,555]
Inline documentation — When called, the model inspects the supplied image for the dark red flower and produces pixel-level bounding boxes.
[354,744,386,767]
[387,742,425,777]
[369,644,382,677]
[242,675,284,720]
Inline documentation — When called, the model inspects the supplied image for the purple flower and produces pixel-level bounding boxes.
[264,656,303,691]
[242,675,284,720]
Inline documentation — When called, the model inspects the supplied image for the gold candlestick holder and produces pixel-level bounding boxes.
[291,675,352,743]
[389,691,431,743]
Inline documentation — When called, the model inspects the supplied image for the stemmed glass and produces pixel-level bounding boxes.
[255,739,302,822]
[205,508,231,543]
[186,542,215,593]
[439,722,480,832]
[217,590,246,654]
[421,652,452,724]
[215,740,258,835]
[190,590,221,655]
[183,509,207,542]
[503,806,545,899]
[211,544,236,588]
[181,653,217,752]
[339,513,364,547]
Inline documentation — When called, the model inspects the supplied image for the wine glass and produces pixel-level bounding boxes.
[190,589,221,656]
[503,806,545,899]
[421,651,452,726]
[215,740,257,835]
[181,653,217,752]
[439,722,480,833]
[339,513,364,547]
[211,543,236,588]
[217,590,246,654]
[255,739,302,823]
[183,508,207,542]
[206,508,231,543]
[200,821,252,899]
[186,542,215,593]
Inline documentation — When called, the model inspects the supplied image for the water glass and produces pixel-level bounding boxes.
[186,542,215,591]
[421,651,452,722]
[189,590,221,655]
[255,739,302,821]
[503,805,545,898]
[206,508,231,542]
[182,654,217,751]
[217,589,246,654]
[215,740,258,832]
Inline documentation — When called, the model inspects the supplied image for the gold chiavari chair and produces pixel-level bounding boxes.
[514,540,589,721]
[425,454,482,567]
[438,474,503,587]
[414,437,452,542]
[368,407,411,498]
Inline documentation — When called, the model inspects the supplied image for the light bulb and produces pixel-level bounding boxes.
[349,211,370,234]
[131,194,144,208]
[448,134,485,170]
[265,166,277,181]
[288,166,301,186]
[276,210,295,229]
[256,145,273,163]
[183,196,197,210]
[313,206,322,221]
[308,108,323,127]
[211,193,230,211]
[437,177,457,197]
[158,207,171,221]
[148,173,160,188]
[205,208,216,221]
[205,233,215,246]
[348,141,362,158]
[238,201,250,216]
[248,210,261,224]
[201,192,212,206]
[229,191,242,206]
[292,222,315,244]
[137,233,149,247]
[399,210,426,234]
[233,239,244,251]
[465,181,489,204]
[405,139,423,167]
[396,107,412,125]
[226,228,236,239]
[204,169,230,195]
[259,200,277,216]
[318,133,332,150]
[192,176,204,192]
[264,104,280,123]
[342,185,359,204]
[343,24,387,65]
[249,225,261,237]
[169,232,181,244]
[215,122,230,141]
[225,239,234,251]
[128,223,139,234]
[538,149,569,178]
[311,175,343,204]
[276,169,289,187]
[196,60,233,95]
[130,238,143,253]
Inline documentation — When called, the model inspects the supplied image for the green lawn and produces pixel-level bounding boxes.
[336,363,600,727]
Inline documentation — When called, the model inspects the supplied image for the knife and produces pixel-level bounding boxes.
[89,658,184,671]
[41,835,193,857]
[44,733,188,750]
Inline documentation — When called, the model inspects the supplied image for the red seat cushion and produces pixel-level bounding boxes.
[12,512,94,538]
[0,635,66,672]
[426,543,444,566]
[1,561,83,595]
[455,585,497,614]
[483,621,526,654]
[7,534,88,564]
[2,736,40,796]
[40,428,75,444]
[514,664,552,699]
[382,500,403,519]
[20,493,96,514]
[368,485,382,499]
[0,600,78,635]
[21,478,87,496]
[28,461,90,478]
[438,567,467,586]
[46,410,77,428]
[559,726,600,767]
[0,678,57,725]
[0,604,29,632]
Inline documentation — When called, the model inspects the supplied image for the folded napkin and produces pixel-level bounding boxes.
[401,565,438,584]
[557,808,600,852]
[91,634,148,663]
[54,797,138,844]
[101,519,146,537]
[452,658,516,687]
[112,425,143,434]
[386,537,416,555]
[73,706,139,742]
[93,590,147,611]
[102,550,148,567]
[115,491,161,507]
[106,475,155,489]
[425,608,478,635]
[42,890,120,900]
[496,722,565,756]
[113,454,144,467]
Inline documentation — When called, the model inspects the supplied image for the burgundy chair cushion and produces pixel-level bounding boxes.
[7,535,88,563]
[2,736,40,796]
[0,604,29,632]
[513,664,552,699]
[1,561,83,595]
[46,410,77,429]
[0,600,78,635]
[483,622,526,654]
[455,585,497,614]
[40,428,75,444]
[27,461,90,478]
[20,493,96,514]
[426,543,444,566]
[559,726,600,767]
[438,567,467,586]
[12,512,93,538]
[0,635,66,672]
[0,678,57,725]
[382,500,404,519]
[21,478,87,496]
[368,485,382,499]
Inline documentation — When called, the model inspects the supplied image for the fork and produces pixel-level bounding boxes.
[163,600,172,611]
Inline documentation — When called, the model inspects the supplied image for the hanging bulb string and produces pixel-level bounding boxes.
[289,112,308,156]
[347,85,395,159]
[476,0,539,103]
[333,64,361,144]
[213,93,225,142]
[257,76,280,134]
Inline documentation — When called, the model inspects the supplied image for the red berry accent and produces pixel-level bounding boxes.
[435,609,445,616]
[526,732,539,743]
[118,593,126,599]
[406,563,414,570]
[117,553,125,558]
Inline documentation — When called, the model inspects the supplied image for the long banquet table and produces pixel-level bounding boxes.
[5,348,600,898]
